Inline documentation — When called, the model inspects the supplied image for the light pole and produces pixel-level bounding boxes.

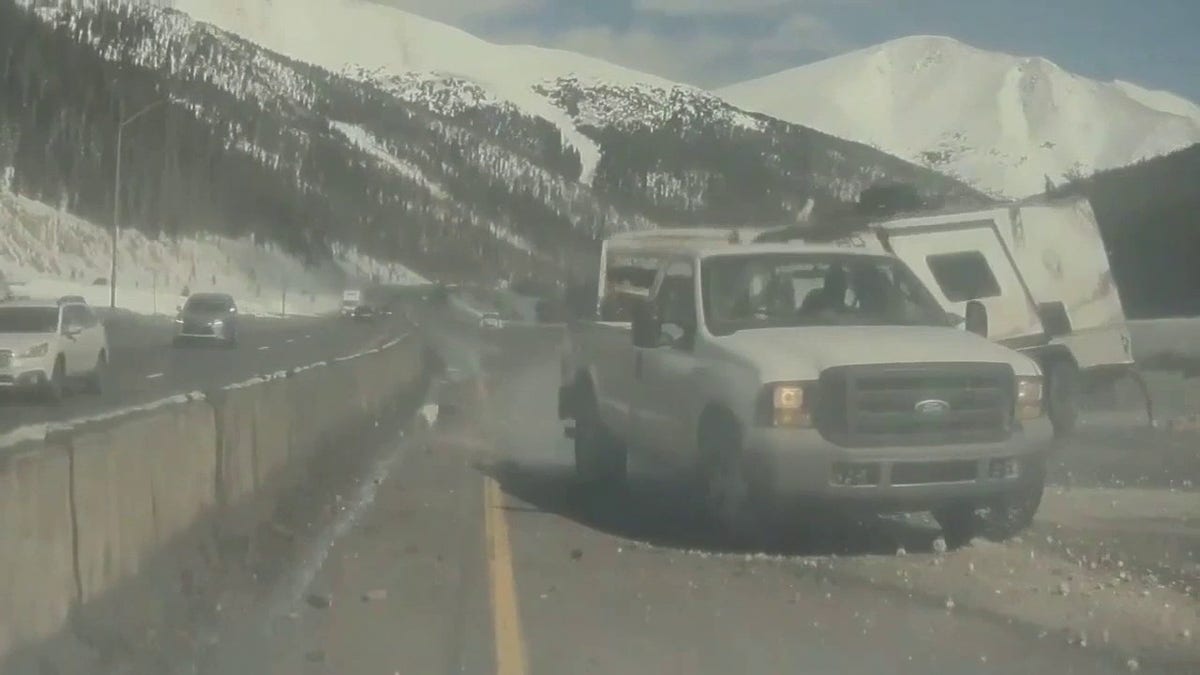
[111,99,165,309]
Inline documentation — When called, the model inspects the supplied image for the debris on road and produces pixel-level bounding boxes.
[570,548,583,561]
[362,589,389,602]
[305,593,331,610]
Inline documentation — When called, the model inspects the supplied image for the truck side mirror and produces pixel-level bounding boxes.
[631,300,661,348]
[964,300,988,337]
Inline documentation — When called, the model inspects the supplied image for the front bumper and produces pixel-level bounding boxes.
[744,417,1054,509]
[0,357,53,390]
[176,321,232,339]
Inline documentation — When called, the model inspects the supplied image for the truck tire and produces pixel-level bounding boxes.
[698,412,771,542]
[43,356,66,404]
[573,390,627,487]
[932,504,979,549]
[84,351,106,395]
[935,457,1045,547]
[981,456,1046,541]
[1046,360,1080,438]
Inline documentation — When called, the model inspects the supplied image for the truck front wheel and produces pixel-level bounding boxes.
[698,412,773,542]
[573,393,627,486]
[1046,360,1080,438]
[934,457,1045,547]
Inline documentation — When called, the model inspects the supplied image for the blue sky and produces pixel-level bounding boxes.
[384,0,1200,100]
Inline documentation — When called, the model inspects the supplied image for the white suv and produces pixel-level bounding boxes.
[0,299,109,401]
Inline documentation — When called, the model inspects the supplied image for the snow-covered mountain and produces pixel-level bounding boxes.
[719,35,1200,198]
[152,0,979,204]
[2,0,979,287]
[163,0,731,185]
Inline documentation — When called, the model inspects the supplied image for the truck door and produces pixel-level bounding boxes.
[632,260,700,464]
[589,252,661,437]
[881,220,1045,345]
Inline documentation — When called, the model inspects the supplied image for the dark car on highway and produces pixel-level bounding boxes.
[351,304,377,321]
[173,293,239,348]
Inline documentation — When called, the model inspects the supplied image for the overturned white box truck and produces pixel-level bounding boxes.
[855,195,1133,437]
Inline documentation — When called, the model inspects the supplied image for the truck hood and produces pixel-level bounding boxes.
[712,326,1040,380]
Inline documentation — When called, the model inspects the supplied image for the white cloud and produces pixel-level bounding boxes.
[371,0,852,87]
[494,11,846,86]
[369,0,533,23]
[634,0,789,14]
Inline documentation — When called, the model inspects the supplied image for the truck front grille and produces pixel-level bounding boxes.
[816,362,1014,447]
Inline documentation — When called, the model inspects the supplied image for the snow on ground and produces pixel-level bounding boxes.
[0,189,423,317]
[330,121,450,200]
[163,0,700,185]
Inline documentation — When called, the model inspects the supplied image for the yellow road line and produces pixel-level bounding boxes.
[484,476,529,675]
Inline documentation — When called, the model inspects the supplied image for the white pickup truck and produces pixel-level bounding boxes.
[558,231,1054,543]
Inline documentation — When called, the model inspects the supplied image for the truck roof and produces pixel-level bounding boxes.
[869,193,1092,228]
[0,298,66,309]
[605,227,890,259]
[611,239,891,260]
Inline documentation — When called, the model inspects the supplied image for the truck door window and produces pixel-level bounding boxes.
[601,253,660,321]
[926,251,1002,302]
[655,261,696,347]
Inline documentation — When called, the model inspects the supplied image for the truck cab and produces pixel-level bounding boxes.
[341,289,363,317]
[559,231,1053,544]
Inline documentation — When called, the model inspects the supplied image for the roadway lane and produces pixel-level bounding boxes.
[0,310,409,433]
[196,305,1199,674]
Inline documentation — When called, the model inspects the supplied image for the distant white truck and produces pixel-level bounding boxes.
[558,228,1054,544]
[341,289,362,317]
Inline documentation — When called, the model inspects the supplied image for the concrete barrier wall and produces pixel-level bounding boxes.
[0,438,75,661]
[0,332,427,672]
[71,398,218,607]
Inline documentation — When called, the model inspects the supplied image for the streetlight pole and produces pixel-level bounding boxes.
[111,99,165,309]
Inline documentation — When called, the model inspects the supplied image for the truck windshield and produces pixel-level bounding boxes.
[0,307,60,333]
[185,297,233,313]
[701,253,949,334]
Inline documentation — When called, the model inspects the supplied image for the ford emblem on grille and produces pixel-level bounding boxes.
[914,399,951,416]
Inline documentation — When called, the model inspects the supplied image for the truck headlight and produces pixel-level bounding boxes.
[760,382,814,428]
[1016,376,1044,421]
[20,342,50,358]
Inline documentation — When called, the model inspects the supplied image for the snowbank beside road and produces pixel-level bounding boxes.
[0,189,424,317]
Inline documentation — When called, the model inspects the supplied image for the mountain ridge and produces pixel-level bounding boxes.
[1,0,981,286]
[719,34,1200,198]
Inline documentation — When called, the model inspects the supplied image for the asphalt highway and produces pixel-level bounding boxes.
[192,300,1199,675]
[0,310,409,433]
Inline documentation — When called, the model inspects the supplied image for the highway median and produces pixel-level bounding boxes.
[0,331,433,675]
